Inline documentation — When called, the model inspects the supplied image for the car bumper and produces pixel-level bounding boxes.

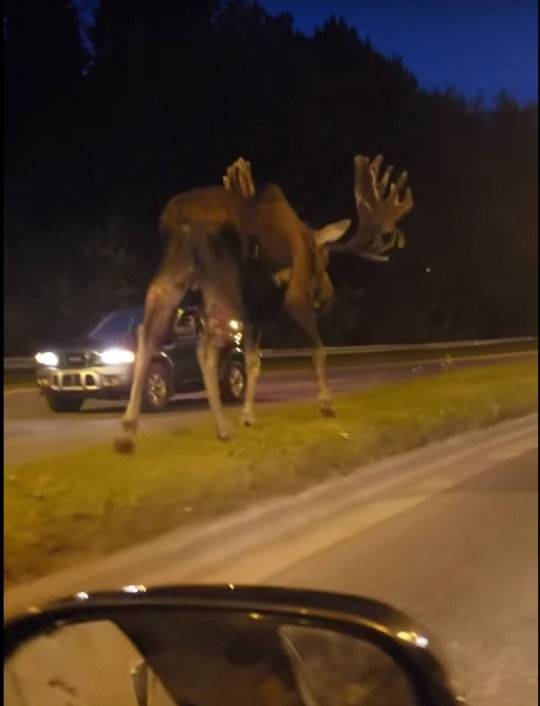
[36,364,133,394]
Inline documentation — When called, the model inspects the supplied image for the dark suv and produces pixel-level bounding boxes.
[34,304,247,413]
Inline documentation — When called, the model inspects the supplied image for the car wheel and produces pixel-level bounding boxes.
[45,391,84,413]
[142,362,171,413]
[220,360,246,403]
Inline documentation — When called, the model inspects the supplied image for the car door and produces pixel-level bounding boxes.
[161,308,202,390]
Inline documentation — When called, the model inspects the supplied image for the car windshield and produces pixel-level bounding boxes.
[89,309,143,341]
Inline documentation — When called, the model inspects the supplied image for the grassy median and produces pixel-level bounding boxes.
[4,356,537,585]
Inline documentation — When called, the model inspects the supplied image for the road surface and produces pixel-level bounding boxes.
[5,414,538,705]
[264,430,538,706]
[4,351,532,466]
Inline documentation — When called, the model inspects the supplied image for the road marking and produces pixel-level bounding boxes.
[192,494,437,585]
[485,440,538,462]
[181,424,539,586]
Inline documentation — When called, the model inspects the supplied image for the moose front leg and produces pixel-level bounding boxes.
[196,333,230,440]
[312,339,335,417]
[240,328,261,427]
[285,296,335,418]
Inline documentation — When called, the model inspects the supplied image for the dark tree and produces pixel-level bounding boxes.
[4,0,85,136]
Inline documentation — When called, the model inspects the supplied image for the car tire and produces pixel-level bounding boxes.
[220,359,246,403]
[45,391,84,413]
[141,362,171,413]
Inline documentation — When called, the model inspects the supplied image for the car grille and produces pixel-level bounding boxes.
[59,351,98,369]
[51,371,101,390]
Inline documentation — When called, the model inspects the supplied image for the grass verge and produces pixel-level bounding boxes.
[5,357,537,586]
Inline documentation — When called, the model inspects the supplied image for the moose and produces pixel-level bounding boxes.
[114,155,413,452]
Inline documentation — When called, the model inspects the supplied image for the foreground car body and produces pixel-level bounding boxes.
[35,302,247,412]
[5,584,461,706]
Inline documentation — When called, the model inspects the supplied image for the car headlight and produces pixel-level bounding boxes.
[35,352,59,367]
[229,319,243,332]
[99,348,135,365]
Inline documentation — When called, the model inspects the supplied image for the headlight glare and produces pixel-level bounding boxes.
[229,319,243,332]
[35,352,59,367]
[99,348,135,365]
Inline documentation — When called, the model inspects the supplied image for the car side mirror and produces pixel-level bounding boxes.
[4,585,460,706]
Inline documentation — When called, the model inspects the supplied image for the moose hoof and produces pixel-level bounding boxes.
[113,435,135,454]
[121,419,138,434]
[240,413,255,428]
[320,402,336,418]
[216,421,231,441]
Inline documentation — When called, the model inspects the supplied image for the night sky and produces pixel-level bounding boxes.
[262,0,538,105]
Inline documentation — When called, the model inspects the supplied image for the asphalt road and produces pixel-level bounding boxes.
[180,415,538,706]
[5,414,538,706]
[3,351,532,466]
[266,435,538,706]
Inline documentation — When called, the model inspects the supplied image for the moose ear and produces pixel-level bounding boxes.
[315,219,351,246]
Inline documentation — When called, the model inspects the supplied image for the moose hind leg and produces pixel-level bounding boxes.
[240,328,261,427]
[312,343,335,417]
[197,333,230,440]
[113,278,183,453]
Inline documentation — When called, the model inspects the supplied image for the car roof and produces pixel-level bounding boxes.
[106,297,201,321]
[112,306,144,320]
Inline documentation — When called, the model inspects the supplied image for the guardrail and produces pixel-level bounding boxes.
[4,356,37,371]
[4,337,537,371]
[261,336,537,359]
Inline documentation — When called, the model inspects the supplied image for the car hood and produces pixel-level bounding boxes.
[37,334,135,353]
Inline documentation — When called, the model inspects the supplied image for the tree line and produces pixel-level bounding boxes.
[4,0,538,353]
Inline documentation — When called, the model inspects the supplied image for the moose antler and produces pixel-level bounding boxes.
[331,154,413,262]
[223,157,255,199]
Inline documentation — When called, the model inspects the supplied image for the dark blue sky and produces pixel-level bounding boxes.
[262,0,537,105]
[76,0,537,105]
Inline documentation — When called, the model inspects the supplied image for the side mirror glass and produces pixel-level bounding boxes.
[5,619,176,706]
[4,586,459,706]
